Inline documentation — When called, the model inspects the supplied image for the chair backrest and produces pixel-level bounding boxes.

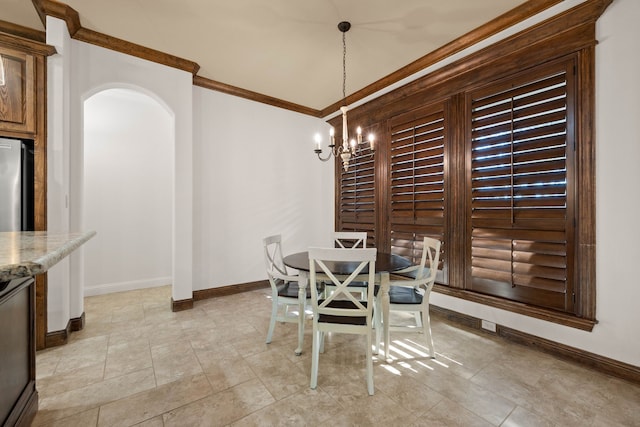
[416,236,441,284]
[308,247,376,320]
[263,234,289,280]
[332,231,367,249]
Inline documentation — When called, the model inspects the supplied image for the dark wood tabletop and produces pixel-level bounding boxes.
[283,251,412,275]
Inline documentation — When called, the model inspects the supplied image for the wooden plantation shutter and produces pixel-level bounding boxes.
[389,104,447,283]
[468,59,575,312]
[338,139,376,246]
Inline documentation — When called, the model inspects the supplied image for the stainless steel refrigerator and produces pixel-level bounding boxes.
[0,138,34,232]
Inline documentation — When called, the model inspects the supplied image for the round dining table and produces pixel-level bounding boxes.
[283,250,412,357]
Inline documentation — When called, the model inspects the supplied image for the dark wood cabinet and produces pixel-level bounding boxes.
[0,32,55,352]
[0,47,36,134]
[0,277,37,427]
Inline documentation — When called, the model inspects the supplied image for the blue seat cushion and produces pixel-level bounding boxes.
[374,284,423,304]
[324,280,368,288]
[275,279,323,298]
[317,300,368,325]
[388,286,423,304]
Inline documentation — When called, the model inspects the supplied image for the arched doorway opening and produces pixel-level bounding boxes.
[82,88,174,296]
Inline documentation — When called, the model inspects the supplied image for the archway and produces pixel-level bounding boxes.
[81,88,174,296]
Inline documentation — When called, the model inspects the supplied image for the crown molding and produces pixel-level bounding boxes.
[32,0,199,75]
[74,27,200,75]
[32,0,81,36]
[319,0,564,117]
[0,31,56,56]
[193,76,322,117]
[0,19,46,43]
[25,0,612,118]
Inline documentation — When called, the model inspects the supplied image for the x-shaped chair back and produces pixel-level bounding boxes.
[414,236,441,285]
[308,247,376,322]
[332,231,367,249]
[263,234,289,279]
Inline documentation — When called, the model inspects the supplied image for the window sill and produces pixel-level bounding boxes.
[433,285,597,332]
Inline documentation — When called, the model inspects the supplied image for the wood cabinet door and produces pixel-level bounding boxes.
[0,47,35,134]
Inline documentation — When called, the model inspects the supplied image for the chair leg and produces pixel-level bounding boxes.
[374,302,381,355]
[296,289,306,356]
[266,300,278,344]
[422,306,435,358]
[310,329,320,390]
[319,331,325,353]
[414,310,423,328]
[366,329,374,395]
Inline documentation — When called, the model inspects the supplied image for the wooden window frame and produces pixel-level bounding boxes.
[466,57,576,313]
[333,1,606,331]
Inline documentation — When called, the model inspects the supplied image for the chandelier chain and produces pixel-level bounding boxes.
[313,21,374,172]
[342,31,346,102]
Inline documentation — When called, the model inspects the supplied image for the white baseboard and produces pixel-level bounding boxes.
[84,277,172,296]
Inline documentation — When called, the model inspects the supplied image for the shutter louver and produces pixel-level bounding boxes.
[339,141,376,246]
[469,62,574,312]
[389,105,446,282]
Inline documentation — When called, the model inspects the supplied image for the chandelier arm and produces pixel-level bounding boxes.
[315,144,342,161]
[315,150,334,162]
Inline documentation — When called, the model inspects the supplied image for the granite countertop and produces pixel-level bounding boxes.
[0,231,96,282]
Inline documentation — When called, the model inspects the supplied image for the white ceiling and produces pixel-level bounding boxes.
[1,0,528,110]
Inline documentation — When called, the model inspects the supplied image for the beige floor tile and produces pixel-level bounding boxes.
[471,354,600,426]
[591,414,639,427]
[501,406,555,427]
[104,339,152,379]
[320,391,416,426]
[107,323,153,347]
[151,339,204,386]
[244,348,310,400]
[412,397,494,426]
[197,352,258,393]
[97,373,213,427]
[34,367,156,426]
[32,286,640,426]
[373,366,445,415]
[37,407,100,427]
[132,416,165,427]
[146,321,191,347]
[230,388,340,426]
[35,351,61,380]
[162,378,275,426]
[111,303,146,323]
[469,361,541,406]
[52,335,110,375]
[232,330,299,359]
[36,362,105,396]
[410,362,516,424]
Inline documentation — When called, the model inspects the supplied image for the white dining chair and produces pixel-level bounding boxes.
[327,231,369,300]
[374,236,441,358]
[332,231,367,249]
[263,235,310,345]
[308,247,377,395]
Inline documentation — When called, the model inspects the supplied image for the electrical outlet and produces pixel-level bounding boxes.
[481,319,497,332]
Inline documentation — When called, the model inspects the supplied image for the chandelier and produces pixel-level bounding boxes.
[314,21,374,172]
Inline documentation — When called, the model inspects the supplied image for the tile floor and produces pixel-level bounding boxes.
[33,285,640,426]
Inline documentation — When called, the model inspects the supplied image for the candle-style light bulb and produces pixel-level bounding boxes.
[329,127,335,146]
[314,133,322,151]
[356,126,362,144]
[368,133,375,151]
